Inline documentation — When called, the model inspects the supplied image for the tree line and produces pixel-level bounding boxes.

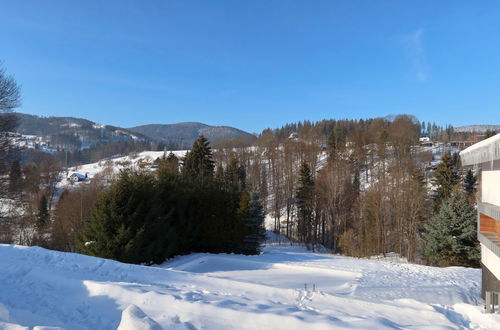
[213,115,480,266]
[79,136,266,264]
[0,62,481,267]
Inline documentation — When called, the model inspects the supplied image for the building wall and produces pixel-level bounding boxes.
[481,244,500,279]
[482,261,500,298]
[482,170,500,206]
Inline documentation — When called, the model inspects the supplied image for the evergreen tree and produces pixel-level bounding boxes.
[157,153,179,174]
[327,126,346,158]
[423,191,480,267]
[182,135,215,182]
[8,159,22,196]
[432,152,460,211]
[36,195,49,228]
[225,157,246,195]
[79,170,162,264]
[463,168,477,197]
[484,130,497,139]
[238,191,266,255]
[296,162,315,243]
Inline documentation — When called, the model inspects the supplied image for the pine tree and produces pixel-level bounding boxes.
[423,191,480,267]
[36,195,49,228]
[296,162,315,244]
[8,159,22,196]
[463,168,477,197]
[432,152,459,211]
[182,135,215,182]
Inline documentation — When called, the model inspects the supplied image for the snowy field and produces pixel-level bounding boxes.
[0,243,499,330]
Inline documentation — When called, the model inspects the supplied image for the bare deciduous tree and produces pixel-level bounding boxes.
[0,63,21,173]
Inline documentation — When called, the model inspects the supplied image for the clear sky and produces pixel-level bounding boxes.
[1,1,500,133]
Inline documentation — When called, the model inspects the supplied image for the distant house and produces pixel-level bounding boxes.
[460,134,500,313]
[419,136,433,146]
[68,172,88,183]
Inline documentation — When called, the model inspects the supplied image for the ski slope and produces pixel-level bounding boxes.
[0,243,499,329]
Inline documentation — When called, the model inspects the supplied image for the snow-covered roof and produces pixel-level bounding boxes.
[460,134,500,166]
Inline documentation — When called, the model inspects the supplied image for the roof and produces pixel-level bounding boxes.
[460,134,500,166]
[70,173,86,179]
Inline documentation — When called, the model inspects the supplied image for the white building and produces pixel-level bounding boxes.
[460,134,500,312]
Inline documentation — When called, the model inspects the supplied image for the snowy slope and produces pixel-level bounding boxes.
[60,150,188,187]
[0,243,499,329]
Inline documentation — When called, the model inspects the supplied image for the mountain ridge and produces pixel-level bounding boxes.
[13,113,255,150]
[128,122,256,147]
[454,125,500,133]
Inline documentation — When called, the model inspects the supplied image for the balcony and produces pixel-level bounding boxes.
[478,203,500,256]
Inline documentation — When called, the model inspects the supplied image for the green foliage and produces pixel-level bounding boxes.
[182,135,215,182]
[432,152,460,211]
[156,152,179,174]
[423,191,480,267]
[296,162,315,243]
[79,137,265,264]
[463,168,477,196]
[79,170,160,264]
[225,157,246,195]
[36,195,49,228]
[237,191,266,255]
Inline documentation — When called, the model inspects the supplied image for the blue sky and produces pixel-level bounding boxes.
[1,1,500,133]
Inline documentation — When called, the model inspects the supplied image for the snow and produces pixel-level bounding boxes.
[117,305,161,330]
[59,150,188,188]
[0,243,498,329]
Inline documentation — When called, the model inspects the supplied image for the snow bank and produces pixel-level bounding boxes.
[0,243,499,329]
[117,305,161,330]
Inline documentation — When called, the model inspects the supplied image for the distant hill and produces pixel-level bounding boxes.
[128,122,256,147]
[14,113,149,151]
[454,125,500,133]
[11,113,255,152]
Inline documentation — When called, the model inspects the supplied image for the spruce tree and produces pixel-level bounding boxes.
[236,191,266,254]
[158,153,179,174]
[225,157,246,194]
[432,152,459,211]
[79,170,161,264]
[296,162,315,244]
[182,135,215,182]
[423,191,480,267]
[8,159,22,196]
[36,195,49,228]
[463,168,477,197]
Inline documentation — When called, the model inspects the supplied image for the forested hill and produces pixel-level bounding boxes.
[128,122,256,147]
[15,113,149,150]
[13,113,255,150]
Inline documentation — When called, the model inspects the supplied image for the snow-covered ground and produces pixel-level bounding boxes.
[60,150,188,188]
[1,243,498,329]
